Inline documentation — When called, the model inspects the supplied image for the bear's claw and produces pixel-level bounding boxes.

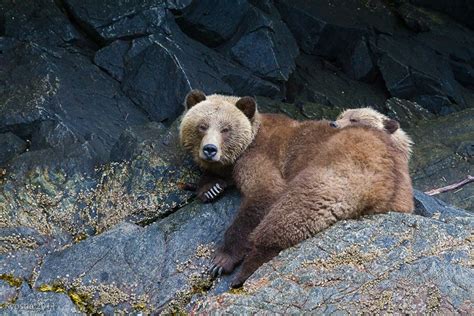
[202,183,223,202]
[210,265,223,278]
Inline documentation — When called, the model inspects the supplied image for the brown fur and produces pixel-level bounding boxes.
[334,107,414,161]
[179,92,414,287]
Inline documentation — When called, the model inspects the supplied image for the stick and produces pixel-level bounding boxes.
[424,175,474,196]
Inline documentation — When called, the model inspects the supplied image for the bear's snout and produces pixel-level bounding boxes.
[202,144,218,160]
[330,121,338,128]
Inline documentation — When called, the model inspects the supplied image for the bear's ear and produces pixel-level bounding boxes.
[383,119,400,134]
[236,96,256,119]
[184,89,206,110]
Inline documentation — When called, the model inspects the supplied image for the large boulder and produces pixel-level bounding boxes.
[176,1,299,82]
[32,192,241,314]
[0,122,197,253]
[195,191,473,314]
[116,23,279,122]
[176,0,250,46]
[1,0,88,48]
[61,0,190,43]
[0,40,149,171]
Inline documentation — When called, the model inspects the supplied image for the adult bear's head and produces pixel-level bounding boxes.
[179,90,260,169]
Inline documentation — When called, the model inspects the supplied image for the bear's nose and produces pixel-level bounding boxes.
[330,121,338,128]
[203,144,218,159]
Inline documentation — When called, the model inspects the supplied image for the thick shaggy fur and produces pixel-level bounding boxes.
[179,92,414,287]
[335,107,414,160]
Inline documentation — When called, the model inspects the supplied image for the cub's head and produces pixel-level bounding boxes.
[179,90,259,169]
[332,107,413,159]
[331,107,400,134]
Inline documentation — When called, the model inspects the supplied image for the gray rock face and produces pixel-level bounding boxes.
[2,0,87,48]
[33,192,241,313]
[61,0,185,42]
[408,108,474,211]
[0,40,149,173]
[177,0,249,46]
[0,133,26,166]
[195,192,473,314]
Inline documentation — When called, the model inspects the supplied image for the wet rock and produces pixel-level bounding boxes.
[384,98,434,128]
[0,133,26,166]
[275,0,398,76]
[61,0,182,43]
[195,194,473,314]
[34,192,240,313]
[93,40,130,81]
[176,0,249,46]
[228,5,299,82]
[375,35,466,113]
[120,23,279,122]
[285,54,386,109]
[408,108,474,210]
[1,0,87,48]
[410,0,474,30]
[0,41,149,171]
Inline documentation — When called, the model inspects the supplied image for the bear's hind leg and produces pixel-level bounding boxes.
[231,169,365,287]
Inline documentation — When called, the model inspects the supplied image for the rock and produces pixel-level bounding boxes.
[195,193,473,314]
[409,0,474,30]
[176,1,299,82]
[5,287,82,315]
[176,0,249,46]
[94,40,130,81]
[34,192,241,313]
[275,0,398,81]
[61,0,183,43]
[407,108,474,210]
[120,22,279,122]
[0,133,27,166]
[1,0,87,48]
[285,54,386,109]
[384,98,434,127]
[0,121,197,251]
[0,280,17,306]
[227,5,299,82]
[0,40,149,171]
[375,35,466,113]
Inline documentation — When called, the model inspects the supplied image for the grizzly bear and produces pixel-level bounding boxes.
[179,90,414,288]
[332,107,413,160]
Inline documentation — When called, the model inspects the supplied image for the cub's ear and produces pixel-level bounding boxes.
[383,119,400,134]
[236,96,256,119]
[184,89,206,110]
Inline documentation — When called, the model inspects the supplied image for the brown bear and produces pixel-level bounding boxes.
[332,107,413,160]
[179,90,414,288]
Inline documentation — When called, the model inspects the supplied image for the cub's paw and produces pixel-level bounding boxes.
[209,251,240,278]
[197,181,227,203]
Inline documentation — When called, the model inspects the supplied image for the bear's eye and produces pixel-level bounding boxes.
[198,124,208,132]
[221,127,230,133]
[350,118,358,123]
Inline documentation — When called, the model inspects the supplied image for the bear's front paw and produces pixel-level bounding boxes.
[209,251,240,278]
[197,181,227,203]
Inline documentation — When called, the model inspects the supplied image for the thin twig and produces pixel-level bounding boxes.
[425,175,474,196]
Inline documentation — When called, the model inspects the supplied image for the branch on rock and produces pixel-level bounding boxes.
[424,175,474,196]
